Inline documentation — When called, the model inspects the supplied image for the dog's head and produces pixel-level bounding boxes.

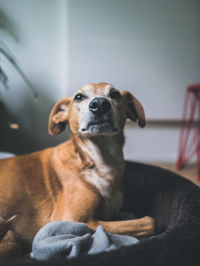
[48,82,145,137]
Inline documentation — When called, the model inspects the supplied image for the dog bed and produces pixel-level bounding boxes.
[0,161,200,266]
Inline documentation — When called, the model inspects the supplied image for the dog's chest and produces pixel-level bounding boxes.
[83,166,124,220]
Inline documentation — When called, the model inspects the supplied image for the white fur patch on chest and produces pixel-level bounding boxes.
[78,138,124,220]
[84,168,124,220]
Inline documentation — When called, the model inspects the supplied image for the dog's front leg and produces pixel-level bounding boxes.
[87,216,155,237]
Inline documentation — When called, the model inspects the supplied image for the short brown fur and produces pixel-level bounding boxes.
[0,82,154,257]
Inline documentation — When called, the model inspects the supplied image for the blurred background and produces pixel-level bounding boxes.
[0,0,199,180]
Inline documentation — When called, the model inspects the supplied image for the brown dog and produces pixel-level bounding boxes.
[0,82,155,256]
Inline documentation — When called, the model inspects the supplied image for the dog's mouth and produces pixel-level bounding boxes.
[81,117,119,135]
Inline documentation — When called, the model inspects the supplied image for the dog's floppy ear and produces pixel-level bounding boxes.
[122,91,146,127]
[48,98,71,135]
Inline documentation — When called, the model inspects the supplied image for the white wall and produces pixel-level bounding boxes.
[124,124,180,162]
[67,0,200,162]
[68,0,200,120]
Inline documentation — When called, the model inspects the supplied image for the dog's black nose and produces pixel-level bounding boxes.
[89,97,111,115]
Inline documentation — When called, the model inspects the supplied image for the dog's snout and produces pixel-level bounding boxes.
[89,98,111,115]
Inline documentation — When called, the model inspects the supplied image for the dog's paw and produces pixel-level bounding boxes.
[127,216,156,237]
[137,216,156,236]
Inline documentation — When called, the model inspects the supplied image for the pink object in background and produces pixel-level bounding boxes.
[176,83,200,181]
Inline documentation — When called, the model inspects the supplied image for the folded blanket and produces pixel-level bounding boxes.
[32,221,139,260]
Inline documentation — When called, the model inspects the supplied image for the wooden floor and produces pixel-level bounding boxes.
[151,162,199,186]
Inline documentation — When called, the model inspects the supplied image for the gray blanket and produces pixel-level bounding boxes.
[32,221,139,260]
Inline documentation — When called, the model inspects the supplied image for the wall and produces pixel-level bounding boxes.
[68,0,200,162]
[68,0,200,120]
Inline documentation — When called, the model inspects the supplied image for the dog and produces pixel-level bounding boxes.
[0,82,155,257]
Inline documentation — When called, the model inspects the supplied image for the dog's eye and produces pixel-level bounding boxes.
[109,90,121,100]
[74,93,86,102]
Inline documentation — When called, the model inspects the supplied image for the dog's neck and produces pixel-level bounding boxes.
[55,131,125,184]
[71,132,125,172]
[54,132,125,219]
[72,133,125,218]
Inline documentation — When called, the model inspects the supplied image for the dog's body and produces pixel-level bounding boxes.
[0,82,155,256]
[0,136,125,245]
